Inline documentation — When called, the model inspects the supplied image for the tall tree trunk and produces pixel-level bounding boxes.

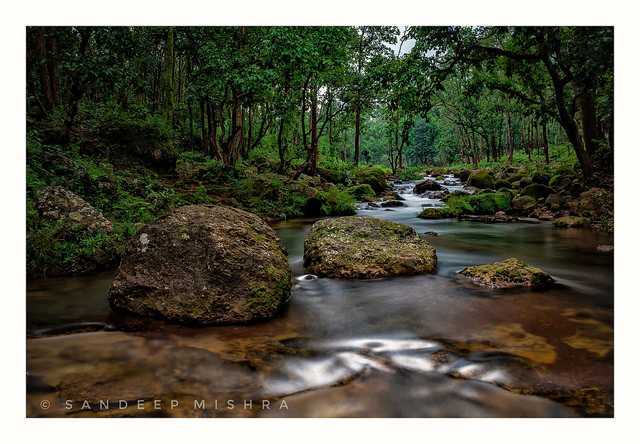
[308,87,319,176]
[277,117,286,173]
[353,103,361,165]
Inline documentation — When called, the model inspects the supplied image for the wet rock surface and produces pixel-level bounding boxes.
[108,205,292,324]
[303,216,437,278]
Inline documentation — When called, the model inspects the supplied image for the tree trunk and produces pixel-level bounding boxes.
[308,87,319,176]
[542,120,550,164]
[353,103,361,165]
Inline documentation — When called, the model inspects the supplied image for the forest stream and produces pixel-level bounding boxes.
[26,175,614,418]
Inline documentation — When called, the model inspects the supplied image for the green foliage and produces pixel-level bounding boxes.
[396,165,425,181]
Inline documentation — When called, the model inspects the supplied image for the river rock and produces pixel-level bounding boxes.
[512,195,537,212]
[544,193,564,211]
[413,179,442,194]
[380,199,405,208]
[108,205,292,324]
[304,216,437,279]
[36,186,112,233]
[419,207,455,219]
[553,216,589,228]
[459,258,554,289]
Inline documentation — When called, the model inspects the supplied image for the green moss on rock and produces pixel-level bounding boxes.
[467,170,495,189]
[304,216,437,279]
[418,207,456,219]
[108,205,292,324]
[460,258,554,289]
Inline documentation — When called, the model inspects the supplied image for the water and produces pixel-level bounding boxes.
[26,175,614,417]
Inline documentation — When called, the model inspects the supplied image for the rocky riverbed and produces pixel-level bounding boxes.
[27,176,613,418]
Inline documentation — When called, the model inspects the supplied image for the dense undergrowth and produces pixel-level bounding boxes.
[26,117,396,277]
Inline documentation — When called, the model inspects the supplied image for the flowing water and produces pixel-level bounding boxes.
[26,176,614,417]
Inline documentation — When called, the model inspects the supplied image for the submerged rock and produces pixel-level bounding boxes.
[379,199,405,208]
[108,205,292,324]
[36,186,112,233]
[459,258,553,289]
[304,216,437,279]
[413,179,442,194]
[553,216,589,228]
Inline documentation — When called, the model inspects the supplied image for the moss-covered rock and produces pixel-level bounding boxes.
[418,207,456,219]
[494,179,513,189]
[108,205,292,324]
[531,173,550,185]
[512,195,537,212]
[521,183,554,199]
[459,258,554,289]
[304,216,437,279]
[467,191,512,214]
[553,216,589,228]
[353,165,389,194]
[549,174,573,190]
[346,184,376,201]
[457,169,471,182]
[413,179,442,194]
[466,170,495,189]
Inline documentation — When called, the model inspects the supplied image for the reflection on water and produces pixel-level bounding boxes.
[26,177,613,417]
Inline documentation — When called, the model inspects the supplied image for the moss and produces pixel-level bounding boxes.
[304,216,437,278]
[467,191,512,214]
[442,191,511,216]
[460,258,554,289]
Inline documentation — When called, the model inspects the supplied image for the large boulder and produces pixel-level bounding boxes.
[413,179,442,194]
[459,258,554,289]
[466,170,495,189]
[36,186,112,233]
[108,205,292,324]
[304,216,437,278]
